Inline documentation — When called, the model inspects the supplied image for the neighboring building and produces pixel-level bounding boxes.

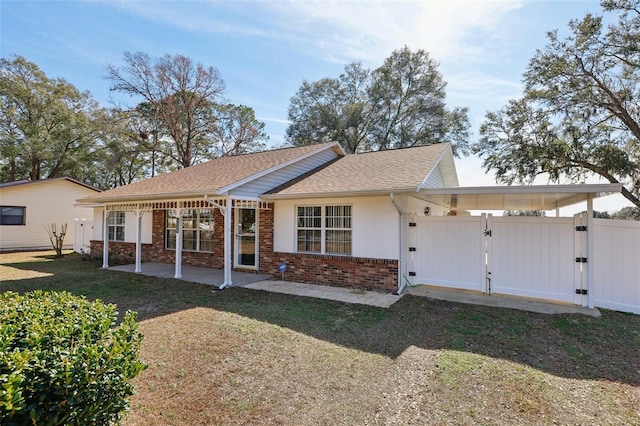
[0,177,100,252]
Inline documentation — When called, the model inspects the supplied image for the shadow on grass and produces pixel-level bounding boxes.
[2,252,639,387]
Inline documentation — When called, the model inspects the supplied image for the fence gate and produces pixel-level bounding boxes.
[408,213,587,306]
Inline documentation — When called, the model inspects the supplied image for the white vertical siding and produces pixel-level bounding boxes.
[489,216,576,302]
[411,216,485,291]
[591,219,640,314]
[420,165,444,188]
[0,180,99,250]
[230,149,340,198]
[273,195,399,260]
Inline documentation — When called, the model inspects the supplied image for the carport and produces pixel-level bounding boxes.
[401,183,626,309]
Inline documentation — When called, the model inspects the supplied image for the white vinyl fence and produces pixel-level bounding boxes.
[591,218,640,314]
[409,215,640,315]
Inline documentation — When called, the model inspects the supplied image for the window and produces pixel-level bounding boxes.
[0,206,25,225]
[296,205,351,255]
[166,209,215,252]
[107,211,125,241]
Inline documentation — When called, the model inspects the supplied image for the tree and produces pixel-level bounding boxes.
[286,46,470,155]
[0,55,102,182]
[503,210,545,216]
[212,104,268,157]
[611,206,640,220]
[473,1,640,208]
[106,52,266,169]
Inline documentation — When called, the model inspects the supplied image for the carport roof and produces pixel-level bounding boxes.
[415,183,624,211]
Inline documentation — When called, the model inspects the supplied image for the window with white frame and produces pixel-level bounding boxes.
[0,206,25,225]
[166,209,215,252]
[107,211,125,241]
[296,205,351,255]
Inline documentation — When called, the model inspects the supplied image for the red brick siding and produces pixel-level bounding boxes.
[90,204,398,291]
[262,252,398,292]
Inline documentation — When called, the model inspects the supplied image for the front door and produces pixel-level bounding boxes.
[236,208,257,268]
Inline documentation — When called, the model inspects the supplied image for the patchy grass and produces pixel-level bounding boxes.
[2,251,640,425]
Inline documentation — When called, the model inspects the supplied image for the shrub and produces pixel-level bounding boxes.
[0,291,147,425]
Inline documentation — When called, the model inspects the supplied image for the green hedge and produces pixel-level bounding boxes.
[0,291,147,425]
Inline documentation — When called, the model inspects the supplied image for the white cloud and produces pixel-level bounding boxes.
[110,0,524,66]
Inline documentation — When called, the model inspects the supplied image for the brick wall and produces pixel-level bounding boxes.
[262,252,398,292]
[91,204,398,292]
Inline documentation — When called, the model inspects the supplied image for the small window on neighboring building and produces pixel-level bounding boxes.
[0,206,25,225]
[296,205,351,255]
[107,211,125,241]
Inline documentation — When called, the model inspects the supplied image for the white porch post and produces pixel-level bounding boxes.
[102,210,110,269]
[223,200,233,288]
[134,210,144,273]
[174,209,184,279]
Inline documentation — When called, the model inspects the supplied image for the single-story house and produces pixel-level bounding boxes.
[1,177,100,252]
[76,142,640,314]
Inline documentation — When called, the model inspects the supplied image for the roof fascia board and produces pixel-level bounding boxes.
[76,191,228,204]
[216,142,345,195]
[421,183,623,197]
[2,177,101,192]
[261,187,416,200]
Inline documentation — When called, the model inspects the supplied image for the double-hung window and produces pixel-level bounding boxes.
[296,205,351,255]
[107,211,125,241]
[166,209,214,252]
[0,206,25,225]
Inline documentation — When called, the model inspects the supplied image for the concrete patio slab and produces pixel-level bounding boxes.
[406,285,601,317]
[107,263,271,287]
[245,280,403,308]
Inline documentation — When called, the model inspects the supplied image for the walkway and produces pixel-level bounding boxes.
[107,263,600,315]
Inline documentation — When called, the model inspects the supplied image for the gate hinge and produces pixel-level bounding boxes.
[408,247,416,252]
[575,289,588,295]
[483,229,492,237]
[575,225,588,231]
[408,271,416,277]
[575,257,588,263]
[408,222,417,227]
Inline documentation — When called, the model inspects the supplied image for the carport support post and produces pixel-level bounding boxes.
[134,210,143,273]
[102,210,110,269]
[586,197,594,308]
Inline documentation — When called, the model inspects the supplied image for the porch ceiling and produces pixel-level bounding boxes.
[415,183,623,211]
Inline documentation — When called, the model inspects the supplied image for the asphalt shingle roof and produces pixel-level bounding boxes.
[81,143,339,202]
[268,143,450,197]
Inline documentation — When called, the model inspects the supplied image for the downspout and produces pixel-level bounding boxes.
[390,193,406,295]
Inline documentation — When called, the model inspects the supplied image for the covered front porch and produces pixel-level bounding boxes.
[98,197,272,289]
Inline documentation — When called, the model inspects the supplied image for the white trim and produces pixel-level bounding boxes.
[102,210,109,269]
[134,210,144,273]
[417,144,454,190]
[216,142,345,195]
[234,207,259,270]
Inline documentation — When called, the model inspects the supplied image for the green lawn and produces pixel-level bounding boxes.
[2,251,639,425]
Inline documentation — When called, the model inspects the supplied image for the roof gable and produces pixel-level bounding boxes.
[79,142,344,203]
[0,177,101,192]
[265,143,455,198]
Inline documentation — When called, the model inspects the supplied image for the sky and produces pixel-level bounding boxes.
[0,0,633,213]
